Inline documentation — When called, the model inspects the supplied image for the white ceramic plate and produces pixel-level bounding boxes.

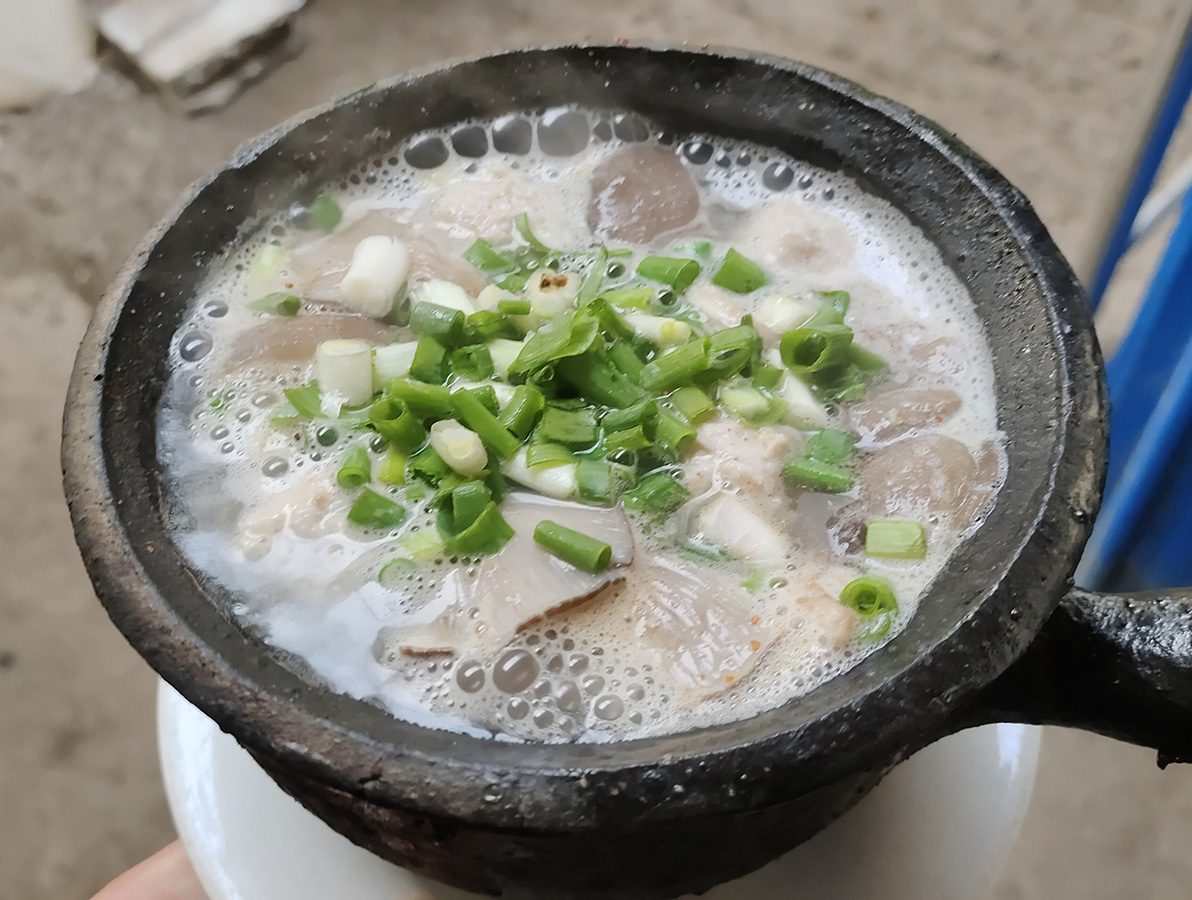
[158,681,1039,900]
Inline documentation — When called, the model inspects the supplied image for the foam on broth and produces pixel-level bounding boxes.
[159,110,1004,742]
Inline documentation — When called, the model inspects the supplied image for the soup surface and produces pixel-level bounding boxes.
[159,110,1004,743]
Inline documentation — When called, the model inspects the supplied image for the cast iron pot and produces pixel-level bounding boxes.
[62,44,1192,899]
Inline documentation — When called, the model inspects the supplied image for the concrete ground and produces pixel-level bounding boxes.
[3,1,1191,898]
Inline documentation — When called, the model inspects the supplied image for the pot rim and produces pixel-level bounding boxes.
[62,41,1105,832]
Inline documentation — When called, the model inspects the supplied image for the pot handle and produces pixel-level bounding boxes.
[969,587,1192,766]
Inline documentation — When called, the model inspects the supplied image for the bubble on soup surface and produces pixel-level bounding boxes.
[456,659,485,693]
[492,649,539,693]
[538,108,589,156]
[203,300,228,318]
[262,457,288,478]
[594,695,624,720]
[554,680,583,713]
[763,162,795,191]
[178,331,213,362]
[581,674,605,695]
[405,135,449,169]
[492,115,533,154]
[507,697,530,719]
[682,140,714,165]
[450,124,489,158]
[612,113,649,142]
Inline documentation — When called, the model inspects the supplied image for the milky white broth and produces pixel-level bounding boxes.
[158,111,1005,743]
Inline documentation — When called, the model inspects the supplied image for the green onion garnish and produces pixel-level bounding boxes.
[577,246,608,305]
[450,344,495,382]
[526,442,575,469]
[250,292,301,316]
[538,406,599,447]
[668,385,716,425]
[306,193,342,232]
[497,384,546,439]
[451,388,521,460]
[622,471,691,517]
[600,398,658,433]
[654,412,697,457]
[779,324,854,375]
[439,495,514,555]
[467,310,522,341]
[639,338,711,392]
[865,520,927,559]
[347,488,406,529]
[498,298,533,316]
[377,451,407,486]
[411,302,465,345]
[409,335,449,384]
[711,248,768,293]
[386,379,453,420]
[464,238,514,272]
[673,239,712,260]
[602,287,654,309]
[781,456,854,493]
[636,256,701,292]
[451,481,493,532]
[576,459,616,504]
[368,397,426,453]
[607,341,646,382]
[555,354,648,409]
[839,576,899,642]
[282,383,323,419]
[508,309,600,377]
[464,384,500,415]
[407,444,451,485]
[337,446,371,489]
[533,520,613,573]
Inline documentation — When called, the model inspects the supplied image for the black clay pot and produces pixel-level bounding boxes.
[62,45,1192,899]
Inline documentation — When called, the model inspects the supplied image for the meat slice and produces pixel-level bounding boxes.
[849,388,962,443]
[588,145,700,243]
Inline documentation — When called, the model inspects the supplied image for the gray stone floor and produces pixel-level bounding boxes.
[3,1,1192,898]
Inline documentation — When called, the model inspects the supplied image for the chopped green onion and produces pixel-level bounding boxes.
[282,383,323,419]
[811,290,851,323]
[401,528,443,561]
[577,246,608,305]
[347,488,406,529]
[411,302,465,345]
[451,389,521,459]
[654,412,697,457]
[554,353,649,408]
[604,424,654,453]
[839,576,898,642]
[622,471,691,517]
[467,310,522,341]
[464,384,500,415]
[508,309,600,377]
[498,298,532,315]
[607,342,646,382]
[585,297,636,340]
[848,343,888,374]
[408,444,451,485]
[673,239,712,260]
[533,520,613,573]
[378,556,415,588]
[639,338,711,392]
[711,248,768,293]
[386,379,453,419]
[707,321,761,378]
[866,520,927,560]
[498,384,546,439]
[636,256,701,292]
[781,455,854,493]
[377,451,407,485]
[779,324,854,375]
[450,344,494,381]
[602,287,654,309]
[337,446,371,488]
[538,406,599,447]
[752,362,784,390]
[526,442,575,469]
[804,428,857,465]
[668,385,716,424]
[576,459,616,504]
[440,499,514,555]
[250,292,301,316]
[514,212,553,256]
[600,398,658,433]
[451,481,493,532]
[368,397,426,452]
[306,193,342,232]
[464,238,514,272]
[720,384,772,422]
[409,335,449,384]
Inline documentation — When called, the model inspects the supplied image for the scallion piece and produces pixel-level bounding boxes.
[526,442,575,469]
[514,212,553,256]
[673,239,712,260]
[464,238,514,272]
[451,481,493,532]
[347,488,406,529]
[707,321,761,378]
[408,444,451,485]
[752,362,784,390]
[636,256,701,292]
[866,520,927,560]
[711,248,768,293]
[538,406,599,447]
[810,290,850,324]
[576,459,615,504]
[668,385,716,424]
[450,344,495,381]
[250,292,301,316]
[440,499,515,555]
[498,298,533,315]
[602,287,655,309]
[577,246,608,305]
[781,456,854,493]
[848,343,888,374]
[508,309,600,377]
[603,424,654,453]
[639,338,711,392]
[337,446,371,489]
[467,310,522,341]
[377,451,407,486]
[622,471,691,517]
[409,335,449,384]
[533,520,613,574]
[465,384,500,414]
[378,556,415,588]
[554,354,649,408]
[282,383,323,419]
[498,384,546,439]
[307,193,342,232]
[719,384,773,423]
[401,528,443,561]
[368,397,426,453]
[607,342,646,382]
[804,428,857,465]
[585,296,636,340]
[386,379,453,419]
[779,324,854,375]
[600,398,658,433]
[839,576,898,642]
[451,388,521,460]
[654,412,697,457]
[411,301,465,345]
